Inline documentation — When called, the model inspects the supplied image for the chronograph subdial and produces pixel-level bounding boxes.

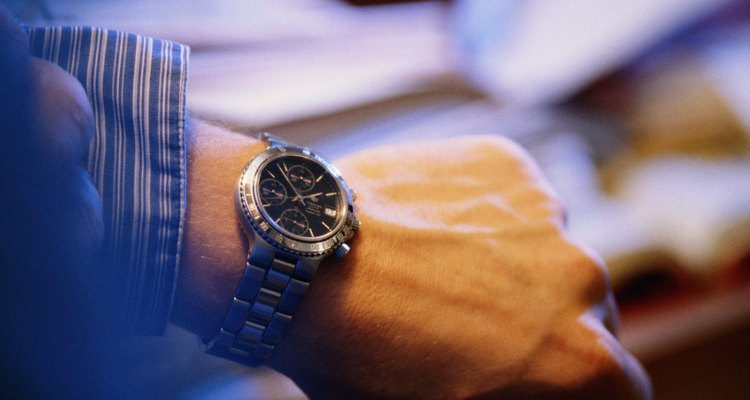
[278,208,309,236]
[259,178,287,205]
[288,164,315,192]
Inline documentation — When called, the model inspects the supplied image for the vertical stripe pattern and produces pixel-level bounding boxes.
[26,26,189,335]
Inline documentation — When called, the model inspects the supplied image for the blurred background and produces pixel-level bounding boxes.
[7,0,750,398]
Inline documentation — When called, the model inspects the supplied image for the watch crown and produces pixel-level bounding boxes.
[335,243,351,258]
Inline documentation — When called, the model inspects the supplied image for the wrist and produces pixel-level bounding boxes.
[171,121,364,387]
[170,118,265,340]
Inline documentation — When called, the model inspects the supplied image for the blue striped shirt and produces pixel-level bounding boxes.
[26,26,189,335]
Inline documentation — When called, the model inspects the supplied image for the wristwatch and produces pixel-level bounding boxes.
[205,133,360,367]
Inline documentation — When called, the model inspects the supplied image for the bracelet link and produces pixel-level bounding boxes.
[206,251,318,366]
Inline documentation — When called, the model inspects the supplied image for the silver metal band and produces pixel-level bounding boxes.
[206,132,355,367]
[205,240,320,367]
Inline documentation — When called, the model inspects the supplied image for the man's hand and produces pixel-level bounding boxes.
[175,122,651,399]
[0,7,102,272]
[0,6,109,397]
[270,137,651,399]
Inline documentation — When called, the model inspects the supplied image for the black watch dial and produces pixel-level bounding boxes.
[256,155,344,241]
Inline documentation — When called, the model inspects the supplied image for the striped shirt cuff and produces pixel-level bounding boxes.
[27,26,189,335]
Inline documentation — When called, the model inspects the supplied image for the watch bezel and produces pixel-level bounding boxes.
[237,145,357,257]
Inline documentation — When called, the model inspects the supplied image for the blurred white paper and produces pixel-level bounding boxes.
[15,0,737,126]
[16,0,454,126]
[453,0,735,106]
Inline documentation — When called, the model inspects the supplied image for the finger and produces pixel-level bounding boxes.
[588,291,620,336]
[620,346,653,400]
[0,5,39,264]
[567,238,621,335]
[27,57,101,263]
[55,164,104,265]
[604,290,620,335]
[588,253,620,336]
[29,57,95,167]
[0,16,99,265]
[580,314,653,399]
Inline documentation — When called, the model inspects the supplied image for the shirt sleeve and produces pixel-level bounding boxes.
[26,26,190,335]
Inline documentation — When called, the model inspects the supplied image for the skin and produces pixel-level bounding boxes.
[2,6,651,398]
[174,121,651,399]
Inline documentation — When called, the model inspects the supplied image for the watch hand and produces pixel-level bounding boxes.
[300,192,323,200]
[278,165,306,206]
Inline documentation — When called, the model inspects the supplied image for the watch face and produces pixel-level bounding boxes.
[253,154,345,242]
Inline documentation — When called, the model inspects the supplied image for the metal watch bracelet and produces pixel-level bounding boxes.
[204,239,320,367]
[205,132,357,367]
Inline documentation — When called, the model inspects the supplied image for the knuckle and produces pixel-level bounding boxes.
[579,346,624,392]
[547,193,569,225]
[533,320,639,399]
[564,243,610,302]
[561,323,633,397]
[579,340,643,399]
[32,58,95,158]
[55,167,104,260]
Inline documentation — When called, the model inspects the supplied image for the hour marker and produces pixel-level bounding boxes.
[281,161,289,172]
[325,192,336,197]
[268,171,276,178]
[308,228,315,237]
[316,174,324,182]
[321,221,331,230]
